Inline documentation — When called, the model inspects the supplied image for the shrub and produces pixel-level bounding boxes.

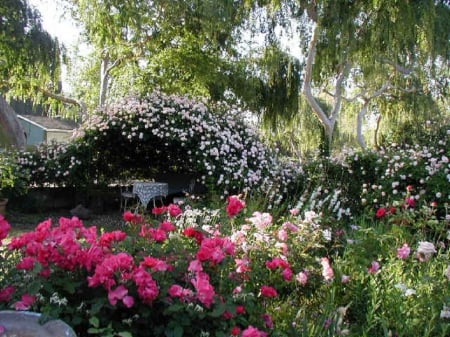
[14,91,296,206]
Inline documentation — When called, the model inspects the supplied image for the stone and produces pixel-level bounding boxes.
[70,204,92,220]
[0,310,77,337]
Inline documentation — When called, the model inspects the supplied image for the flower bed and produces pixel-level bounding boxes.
[1,192,448,336]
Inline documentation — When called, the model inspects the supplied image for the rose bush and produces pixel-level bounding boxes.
[0,196,335,337]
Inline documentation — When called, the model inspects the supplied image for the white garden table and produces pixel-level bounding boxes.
[132,181,168,209]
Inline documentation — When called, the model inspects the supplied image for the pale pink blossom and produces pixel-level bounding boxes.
[417,241,436,262]
[247,211,273,230]
[289,208,300,216]
[296,271,308,285]
[341,275,351,284]
[321,257,334,281]
[397,244,411,259]
[368,261,381,274]
[277,229,288,241]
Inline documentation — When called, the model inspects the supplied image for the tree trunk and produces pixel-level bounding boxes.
[99,53,110,107]
[374,114,382,150]
[303,23,350,153]
[357,101,368,149]
[0,96,26,148]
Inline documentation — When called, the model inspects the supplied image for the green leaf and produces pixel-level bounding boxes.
[89,316,100,328]
[163,303,184,315]
[209,303,226,318]
[118,332,133,337]
[173,325,183,337]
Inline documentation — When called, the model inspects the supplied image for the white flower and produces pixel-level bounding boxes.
[445,265,450,281]
[440,305,450,319]
[416,241,437,262]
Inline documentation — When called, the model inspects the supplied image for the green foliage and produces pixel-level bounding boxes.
[0,151,29,199]
[0,0,65,112]
[66,0,253,106]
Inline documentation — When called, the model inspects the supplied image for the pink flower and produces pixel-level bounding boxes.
[277,229,288,241]
[183,227,204,244]
[168,284,194,300]
[133,266,159,304]
[368,261,381,274]
[321,257,334,281]
[231,326,241,336]
[247,211,272,229]
[141,256,171,271]
[405,197,416,208]
[123,211,143,223]
[0,325,5,334]
[376,207,387,218]
[0,215,11,243]
[14,293,36,310]
[168,284,183,297]
[152,206,167,215]
[242,325,268,337]
[16,256,36,270]
[226,195,246,217]
[236,305,246,314]
[282,221,299,232]
[188,259,203,272]
[99,230,127,247]
[0,286,16,302]
[289,208,300,216]
[235,257,251,273]
[167,204,183,217]
[341,275,351,284]
[262,313,274,329]
[296,271,308,285]
[397,244,411,259]
[191,271,216,307]
[265,257,290,270]
[260,285,278,298]
[197,237,235,265]
[159,221,176,232]
[108,285,134,308]
[282,268,293,281]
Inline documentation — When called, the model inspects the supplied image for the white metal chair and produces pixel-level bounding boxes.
[120,184,136,212]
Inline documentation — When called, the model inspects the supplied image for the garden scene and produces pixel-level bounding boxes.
[0,1,449,337]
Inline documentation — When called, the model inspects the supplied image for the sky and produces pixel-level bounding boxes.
[29,0,81,47]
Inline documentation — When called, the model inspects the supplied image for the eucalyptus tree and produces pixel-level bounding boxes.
[62,0,253,109]
[0,0,72,145]
[249,0,450,153]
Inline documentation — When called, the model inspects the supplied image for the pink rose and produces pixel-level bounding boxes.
[260,285,278,298]
[368,261,381,274]
[397,244,411,259]
[321,257,334,281]
[226,195,246,217]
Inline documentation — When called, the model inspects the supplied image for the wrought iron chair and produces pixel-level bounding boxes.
[120,183,137,212]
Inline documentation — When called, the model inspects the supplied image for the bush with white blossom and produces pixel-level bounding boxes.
[14,91,295,204]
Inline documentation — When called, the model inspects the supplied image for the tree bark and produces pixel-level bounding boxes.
[303,24,334,141]
[0,96,26,149]
[303,23,351,152]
